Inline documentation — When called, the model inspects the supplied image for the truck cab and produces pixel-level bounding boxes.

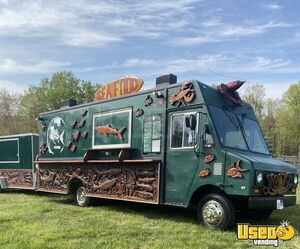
[164,80,298,229]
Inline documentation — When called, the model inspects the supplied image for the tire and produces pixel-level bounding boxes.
[197,193,235,230]
[75,186,91,207]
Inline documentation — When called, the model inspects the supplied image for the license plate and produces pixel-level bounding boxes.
[276,199,284,209]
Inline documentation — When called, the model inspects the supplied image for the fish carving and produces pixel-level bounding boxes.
[217,80,244,106]
[227,160,248,178]
[95,125,126,141]
[93,178,117,191]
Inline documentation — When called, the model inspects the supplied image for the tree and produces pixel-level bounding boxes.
[242,84,266,119]
[0,89,28,135]
[260,98,280,155]
[18,71,100,132]
[276,83,300,156]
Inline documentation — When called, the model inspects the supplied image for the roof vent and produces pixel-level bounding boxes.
[61,99,77,108]
[156,74,177,86]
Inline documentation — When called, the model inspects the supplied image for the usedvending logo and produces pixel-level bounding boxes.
[237,220,297,247]
[47,117,66,154]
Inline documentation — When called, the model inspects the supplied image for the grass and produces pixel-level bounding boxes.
[0,190,299,249]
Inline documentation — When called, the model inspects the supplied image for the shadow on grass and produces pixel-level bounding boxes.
[2,189,299,230]
[236,204,300,230]
[1,189,198,224]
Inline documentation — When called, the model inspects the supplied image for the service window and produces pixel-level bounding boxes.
[143,114,162,153]
[171,113,199,149]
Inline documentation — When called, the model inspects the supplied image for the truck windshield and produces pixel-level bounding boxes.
[209,106,269,155]
[238,115,269,154]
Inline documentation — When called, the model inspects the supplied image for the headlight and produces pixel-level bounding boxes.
[256,172,263,184]
[294,175,298,185]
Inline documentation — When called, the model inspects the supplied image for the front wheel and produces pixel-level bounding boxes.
[75,186,91,207]
[197,193,235,230]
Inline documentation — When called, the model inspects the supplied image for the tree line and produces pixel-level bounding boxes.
[0,71,299,156]
[242,83,300,156]
[0,71,99,135]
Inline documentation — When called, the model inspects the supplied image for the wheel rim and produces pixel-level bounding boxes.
[77,187,87,205]
[202,200,224,226]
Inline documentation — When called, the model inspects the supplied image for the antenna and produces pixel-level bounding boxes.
[208,69,247,82]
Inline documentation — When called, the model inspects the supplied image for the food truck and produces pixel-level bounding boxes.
[0,74,298,230]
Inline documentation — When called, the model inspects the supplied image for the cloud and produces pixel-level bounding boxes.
[111,54,293,75]
[0,59,70,74]
[0,80,28,93]
[172,21,292,46]
[0,0,199,47]
[261,4,282,10]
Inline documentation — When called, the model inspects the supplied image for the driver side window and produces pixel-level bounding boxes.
[171,113,199,148]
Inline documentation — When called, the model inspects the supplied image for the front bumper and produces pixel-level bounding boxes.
[248,195,296,210]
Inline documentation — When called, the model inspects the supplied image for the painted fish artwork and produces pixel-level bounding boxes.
[227,160,248,178]
[95,125,126,141]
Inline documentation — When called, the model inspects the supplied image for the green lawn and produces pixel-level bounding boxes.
[0,190,299,249]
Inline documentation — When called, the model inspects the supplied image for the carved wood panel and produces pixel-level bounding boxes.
[0,169,33,188]
[37,162,160,204]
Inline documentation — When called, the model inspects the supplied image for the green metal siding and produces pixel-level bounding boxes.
[0,134,38,170]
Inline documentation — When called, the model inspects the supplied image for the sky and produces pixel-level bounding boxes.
[0,0,299,99]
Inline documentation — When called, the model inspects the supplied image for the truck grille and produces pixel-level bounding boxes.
[263,173,292,196]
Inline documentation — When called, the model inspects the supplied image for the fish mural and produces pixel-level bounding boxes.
[95,125,126,141]
[227,160,248,178]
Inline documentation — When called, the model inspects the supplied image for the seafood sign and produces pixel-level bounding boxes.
[169,81,195,107]
[94,76,144,101]
[95,125,126,141]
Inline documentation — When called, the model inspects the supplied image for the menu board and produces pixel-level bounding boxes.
[143,115,162,153]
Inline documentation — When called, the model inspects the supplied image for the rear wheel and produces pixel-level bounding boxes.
[75,186,91,207]
[197,193,235,230]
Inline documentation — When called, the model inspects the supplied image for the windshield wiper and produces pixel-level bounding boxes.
[239,113,246,127]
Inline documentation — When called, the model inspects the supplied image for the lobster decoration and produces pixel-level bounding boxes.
[169,82,196,107]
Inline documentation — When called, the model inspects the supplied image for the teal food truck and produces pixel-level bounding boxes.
[0,75,298,230]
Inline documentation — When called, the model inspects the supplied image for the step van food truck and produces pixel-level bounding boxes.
[0,75,298,230]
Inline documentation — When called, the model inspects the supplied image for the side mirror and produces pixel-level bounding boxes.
[190,115,197,131]
[204,123,210,134]
[185,114,197,130]
[185,116,190,128]
[203,123,215,148]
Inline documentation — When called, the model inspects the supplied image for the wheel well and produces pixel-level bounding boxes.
[189,185,225,206]
[68,178,84,194]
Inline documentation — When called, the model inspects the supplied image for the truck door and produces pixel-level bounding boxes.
[164,110,200,205]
